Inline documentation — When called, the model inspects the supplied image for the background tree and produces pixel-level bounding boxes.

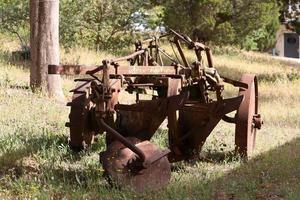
[30,0,64,101]
[0,0,290,53]
[59,0,151,52]
[30,0,39,88]
[279,0,300,34]
[157,0,280,51]
[0,0,29,48]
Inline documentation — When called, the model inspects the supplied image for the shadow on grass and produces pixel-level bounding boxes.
[9,85,30,90]
[136,138,300,200]
[0,132,116,199]
[0,133,79,171]
[170,151,238,173]
[61,138,300,199]
[201,138,300,200]
[0,132,106,185]
[199,150,239,163]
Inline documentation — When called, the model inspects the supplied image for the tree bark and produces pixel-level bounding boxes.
[34,0,65,101]
[30,0,39,88]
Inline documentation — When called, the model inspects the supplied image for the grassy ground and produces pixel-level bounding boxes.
[1,35,300,199]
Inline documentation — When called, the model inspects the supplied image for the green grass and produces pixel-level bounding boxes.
[1,36,300,199]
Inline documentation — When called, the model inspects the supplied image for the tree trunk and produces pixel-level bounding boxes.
[232,0,237,16]
[31,0,64,101]
[30,0,39,88]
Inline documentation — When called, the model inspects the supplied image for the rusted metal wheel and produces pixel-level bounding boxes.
[235,74,262,158]
[68,80,95,151]
[100,137,171,193]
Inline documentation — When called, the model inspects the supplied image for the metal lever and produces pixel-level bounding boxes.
[99,119,146,163]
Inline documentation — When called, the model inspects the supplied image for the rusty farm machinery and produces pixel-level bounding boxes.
[48,29,263,192]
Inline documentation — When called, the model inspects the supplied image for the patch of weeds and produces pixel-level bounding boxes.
[0,72,12,87]
[212,46,241,57]
[151,128,168,148]
[287,72,300,81]
[200,148,242,165]
[258,72,300,83]
[0,49,11,62]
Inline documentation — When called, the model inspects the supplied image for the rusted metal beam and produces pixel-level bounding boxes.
[174,37,190,68]
[48,64,102,75]
[205,48,214,68]
[48,64,178,76]
[117,65,176,75]
[222,76,248,89]
[99,118,146,163]
[111,49,145,63]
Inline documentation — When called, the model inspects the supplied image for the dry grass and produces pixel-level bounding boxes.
[1,35,300,199]
[60,47,114,65]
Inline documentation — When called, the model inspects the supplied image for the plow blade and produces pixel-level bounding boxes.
[100,138,171,193]
[168,95,244,162]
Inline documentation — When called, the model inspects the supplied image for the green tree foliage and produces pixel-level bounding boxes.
[0,0,284,52]
[0,0,29,47]
[135,5,165,31]
[60,0,151,51]
[234,1,280,51]
[1,0,153,51]
[59,0,88,49]
[159,0,280,51]
[162,0,225,41]
[279,0,300,34]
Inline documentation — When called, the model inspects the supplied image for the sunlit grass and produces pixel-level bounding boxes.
[60,47,114,66]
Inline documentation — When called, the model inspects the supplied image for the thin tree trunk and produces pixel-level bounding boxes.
[36,0,65,101]
[232,0,237,17]
[30,0,39,88]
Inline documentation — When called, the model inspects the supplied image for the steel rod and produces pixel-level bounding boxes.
[99,119,146,162]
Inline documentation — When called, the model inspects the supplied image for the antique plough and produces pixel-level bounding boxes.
[48,30,262,192]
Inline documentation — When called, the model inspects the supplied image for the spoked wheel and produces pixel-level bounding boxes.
[235,74,262,158]
[68,80,96,151]
[100,137,171,193]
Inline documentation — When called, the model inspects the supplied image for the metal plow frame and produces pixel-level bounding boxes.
[48,29,263,192]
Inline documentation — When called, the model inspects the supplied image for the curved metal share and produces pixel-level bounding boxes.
[101,139,171,193]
